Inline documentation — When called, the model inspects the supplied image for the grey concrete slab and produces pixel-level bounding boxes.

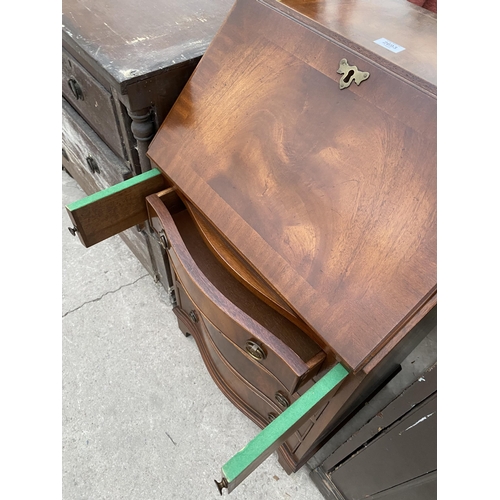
[62,172,147,317]
[62,171,324,500]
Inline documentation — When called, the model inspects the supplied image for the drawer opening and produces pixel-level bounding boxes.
[171,206,323,366]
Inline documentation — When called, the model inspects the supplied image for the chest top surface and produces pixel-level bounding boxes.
[147,0,437,373]
[62,0,234,87]
[273,0,436,92]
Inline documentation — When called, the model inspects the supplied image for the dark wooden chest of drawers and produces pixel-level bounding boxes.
[62,0,234,286]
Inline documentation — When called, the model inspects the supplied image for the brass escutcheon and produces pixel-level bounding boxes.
[337,58,370,89]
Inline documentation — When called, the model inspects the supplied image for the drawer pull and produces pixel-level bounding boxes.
[86,156,100,174]
[158,230,171,251]
[244,340,266,361]
[68,78,84,100]
[267,412,277,423]
[275,391,290,409]
[189,310,199,323]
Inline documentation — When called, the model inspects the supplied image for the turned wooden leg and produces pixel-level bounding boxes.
[128,107,155,172]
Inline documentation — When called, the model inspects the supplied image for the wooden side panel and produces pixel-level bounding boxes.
[323,364,437,471]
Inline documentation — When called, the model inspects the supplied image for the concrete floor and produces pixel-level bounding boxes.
[62,170,326,500]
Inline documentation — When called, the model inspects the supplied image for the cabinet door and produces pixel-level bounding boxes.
[325,374,437,500]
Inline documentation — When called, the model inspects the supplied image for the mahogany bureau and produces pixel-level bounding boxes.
[65,0,437,492]
[62,0,234,289]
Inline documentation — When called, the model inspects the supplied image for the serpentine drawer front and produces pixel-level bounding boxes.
[173,283,309,459]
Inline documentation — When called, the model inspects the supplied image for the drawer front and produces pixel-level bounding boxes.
[177,282,321,453]
[62,50,124,158]
[169,237,314,393]
[175,296,303,454]
[62,98,132,192]
[176,281,289,403]
[203,313,324,448]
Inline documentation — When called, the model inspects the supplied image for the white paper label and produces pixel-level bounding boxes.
[374,38,405,53]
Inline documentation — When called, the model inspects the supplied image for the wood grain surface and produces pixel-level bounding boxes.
[269,0,437,92]
[148,0,437,373]
[183,197,302,324]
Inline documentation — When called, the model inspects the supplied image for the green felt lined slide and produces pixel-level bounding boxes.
[66,168,163,212]
[215,363,349,494]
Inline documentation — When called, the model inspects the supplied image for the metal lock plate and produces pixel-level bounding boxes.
[337,58,370,89]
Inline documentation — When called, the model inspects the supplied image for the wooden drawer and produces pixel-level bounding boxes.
[62,98,132,192]
[177,280,290,407]
[146,193,326,394]
[62,49,124,158]
[205,316,294,410]
[175,280,319,447]
[173,289,308,455]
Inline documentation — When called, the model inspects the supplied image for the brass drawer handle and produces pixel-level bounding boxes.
[275,391,290,409]
[189,310,199,323]
[68,78,84,100]
[268,412,277,423]
[245,340,266,361]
